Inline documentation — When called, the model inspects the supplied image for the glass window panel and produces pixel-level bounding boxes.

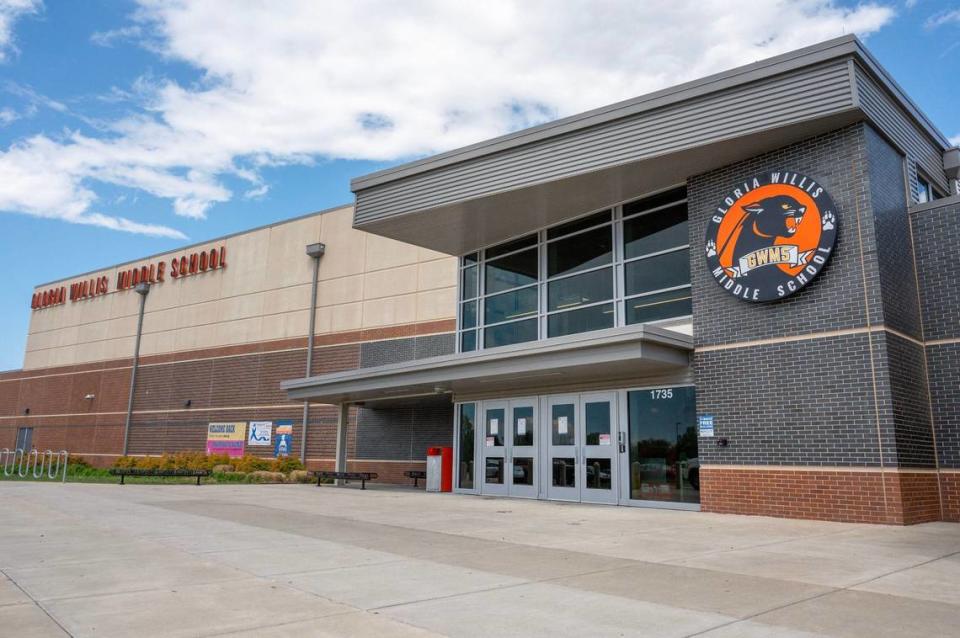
[551,403,576,446]
[625,289,692,325]
[485,457,504,484]
[547,267,613,311]
[623,204,688,259]
[484,287,538,324]
[460,300,477,329]
[512,457,534,486]
[463,252,478,265]
[546,210,612,240]
[584,401,611,445]
[461,265,478,300]
[624,250,690,296]
[485,234,537,260]
[917,176,931,204]
[622,187,687,217]
[484,318,537,349]
[547,303,614,338]
[485,249,538,293]
[551,458,576,487]
[627,386,698,503]
[585,458,612,490]
[485,408,505,446]
[513,406,534,446]
[458,404,475,489]
[547,226,612,277]
[460,330,477,352]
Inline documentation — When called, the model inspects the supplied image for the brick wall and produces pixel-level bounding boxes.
[700,467,941,524]
[911,198,960,477]
[691,123,950,523]
[0,323,456,484]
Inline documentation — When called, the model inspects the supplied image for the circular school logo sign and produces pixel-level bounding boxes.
[704,171,838,302]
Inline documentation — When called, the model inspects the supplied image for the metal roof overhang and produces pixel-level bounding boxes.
[282,325,692,406]
[350,36,951,256]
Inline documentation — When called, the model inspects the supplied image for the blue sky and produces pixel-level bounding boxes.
[0,0,957,370]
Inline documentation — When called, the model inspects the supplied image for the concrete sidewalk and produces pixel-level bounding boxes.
[1,482,958,637]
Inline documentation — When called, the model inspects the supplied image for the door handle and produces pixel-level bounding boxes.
[618,431,626,454]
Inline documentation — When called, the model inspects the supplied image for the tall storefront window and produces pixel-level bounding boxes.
[458,403,476,489]
[457,187,690,351]
[626,386,698,504]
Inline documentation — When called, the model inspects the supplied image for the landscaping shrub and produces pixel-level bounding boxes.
[288,469,311,483]
[270,457,304,473]
[233,455,271,473]
[248,470,286,483]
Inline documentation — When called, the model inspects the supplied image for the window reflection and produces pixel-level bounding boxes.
[627,387,698,503]
[458,404,475,489]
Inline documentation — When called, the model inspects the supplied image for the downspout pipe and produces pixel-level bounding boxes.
[122,282,150,456]
[300,242,326,464]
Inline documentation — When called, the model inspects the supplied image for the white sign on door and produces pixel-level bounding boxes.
[517,417,527,436]
[490,418,499,435]
[558,416,568,435]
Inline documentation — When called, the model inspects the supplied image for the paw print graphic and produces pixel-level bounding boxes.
[705,240,717,257]
[821,211,836,231]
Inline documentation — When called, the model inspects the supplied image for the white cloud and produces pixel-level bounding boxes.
[950,135,960,147]
[0,107,17,125]
[0,0,896,237]
[0,0,38,62]
[926,9,960,28]
[90,25,141,47]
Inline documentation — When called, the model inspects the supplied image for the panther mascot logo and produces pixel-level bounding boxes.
[705,171,838,302]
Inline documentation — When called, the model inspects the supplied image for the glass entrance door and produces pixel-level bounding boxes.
[546,395,579,501]
[481,402,509,496]
[508,398,538,498]
[480,399,539,498]
[579,393,618,504]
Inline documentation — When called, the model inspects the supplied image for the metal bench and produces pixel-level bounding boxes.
[108,468,210,485]
[404,469,427,487]
[314,470,378,489]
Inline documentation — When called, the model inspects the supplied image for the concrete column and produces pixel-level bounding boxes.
[334,403,349,486]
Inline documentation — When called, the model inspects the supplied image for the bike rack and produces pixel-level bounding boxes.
[0,448,68,481]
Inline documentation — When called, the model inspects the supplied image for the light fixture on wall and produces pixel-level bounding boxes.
[84,394,95,401]
[23,408,30,415]
[184,399,192,408]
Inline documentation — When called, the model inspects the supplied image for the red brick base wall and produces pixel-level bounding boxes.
[701,466,949,525]
[942,472,960,523]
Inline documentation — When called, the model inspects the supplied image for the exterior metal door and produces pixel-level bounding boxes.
[579,392,618,505]
[508,398,538,498]
[480,401,509,496]
[546,395,579,501]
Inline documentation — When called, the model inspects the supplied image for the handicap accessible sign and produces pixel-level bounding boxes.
[274,420,293,458]
[698,415,715,438]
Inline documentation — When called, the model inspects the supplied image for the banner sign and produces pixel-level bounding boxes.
[206,422,246,457]
[247,421,273,446]
[705,171,838,302]
[274,421,293,458]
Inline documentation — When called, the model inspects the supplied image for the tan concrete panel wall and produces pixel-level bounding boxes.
[24,206,457,370]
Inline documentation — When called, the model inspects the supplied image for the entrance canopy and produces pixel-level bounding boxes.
[350,36,951,256]
[282,325,692,406]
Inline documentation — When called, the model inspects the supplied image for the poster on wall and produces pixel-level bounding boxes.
[206,422,246,457]
[274,421,293,458]
[247,421,273,446]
